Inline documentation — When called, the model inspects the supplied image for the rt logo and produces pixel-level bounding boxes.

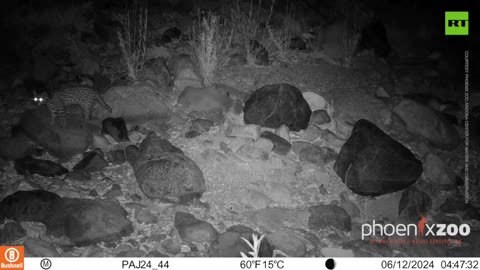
[445,11,469,35]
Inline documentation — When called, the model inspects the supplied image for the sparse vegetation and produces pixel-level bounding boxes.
[230,0,274,65]
[190,11,233,86]
[240,233,265,257]
[117,0,149,81]
[267,1,296,61]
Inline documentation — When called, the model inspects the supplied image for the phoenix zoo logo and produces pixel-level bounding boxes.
[362,214,471,245]
[445,11,469,35]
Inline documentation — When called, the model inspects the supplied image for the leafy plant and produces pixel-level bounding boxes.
[240,233,265,258]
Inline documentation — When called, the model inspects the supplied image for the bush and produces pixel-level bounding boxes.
[117,0,148,81]
[230,0,274,65]
[267,1,296,61]
[190,11,233,86]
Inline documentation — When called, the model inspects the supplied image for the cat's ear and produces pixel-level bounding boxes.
[33,90,37,96]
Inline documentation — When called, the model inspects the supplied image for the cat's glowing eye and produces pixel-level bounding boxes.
[33,98,38,101]
[39,98,43,102]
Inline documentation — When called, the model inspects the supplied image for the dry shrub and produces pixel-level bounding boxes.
[230,0,273,65]
[190,11,233,86]
[117,0,148,81]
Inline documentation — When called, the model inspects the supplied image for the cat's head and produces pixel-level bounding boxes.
[33,90,48,105]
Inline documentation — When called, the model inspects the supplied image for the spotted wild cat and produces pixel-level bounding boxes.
[33,86,112,126]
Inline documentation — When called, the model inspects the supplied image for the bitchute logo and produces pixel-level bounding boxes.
[362,214,471,240]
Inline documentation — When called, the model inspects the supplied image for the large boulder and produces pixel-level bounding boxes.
[18,106,90,159]
[334,119,422,196]
[0,190,133,246]
[168,54,203,93]
[126,134,206,203]
[393,99,460,149]
[0,190,61,222]
[243,84,311,131]
[96,83,170,120]
[45,198,133,246]
[0,136,37,160]
[177,85,233,113]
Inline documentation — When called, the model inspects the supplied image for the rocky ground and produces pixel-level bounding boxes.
[0,0,478,258]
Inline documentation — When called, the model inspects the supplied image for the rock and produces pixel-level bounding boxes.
[339,193,361,219]
[334,119,422,196]
[103,184,123,199]
[159,27,181,44]
[45,198,133,246]
[24,238,60,257]
[376,87,390,98]
[0,190,61,222]
[267,231,306,257]
[229,53,247,66]
[275,125,290,142]
[127,134,206,203]
[72,149,108,172]
[362,192,403,221]
[319,129,346,151]
[168,54,203,92]
[302,92,330,111]
[321,247,355,257]
[440,197,469,214]
[191,118,213,134]
[134,208,157,224]
[97,83,169,120]
[423,153,456,190]
[241,190,273,209]
[117,249,146,257]
[344,239,394,257]
[91,134,112,153]
[161,238,182,255]
[237,138,274,160]
[260,131,292,155]
[174,212,218,244]
[0,136,37,160]
[244,84,311,131]
[226,124,261,140]
[0,222,26,243]
[393,100,460,149]
[19,107,90,159]
[250,40,269,65]
[66,170,92,181]
[291,141,314,156]
[308,204,352,232]
[178,85,233,113]
[125,145,140,165]
[14,156,68,177]
[299,145,337,165]
[289,37,306,50]
[264,182,293,204]
[248,208,309,232]
[142,57,172,90]
[353,20,391,58]
[185,130,201,138]
[106,149,126,164]
[310,110,331,125]
[101,118,129,142]
[208,225,273,257]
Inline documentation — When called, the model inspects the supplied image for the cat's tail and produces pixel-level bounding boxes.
[97,96,113,113]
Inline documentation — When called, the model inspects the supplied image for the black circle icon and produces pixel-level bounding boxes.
[40,258,52,270]
[325,258,335,269]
